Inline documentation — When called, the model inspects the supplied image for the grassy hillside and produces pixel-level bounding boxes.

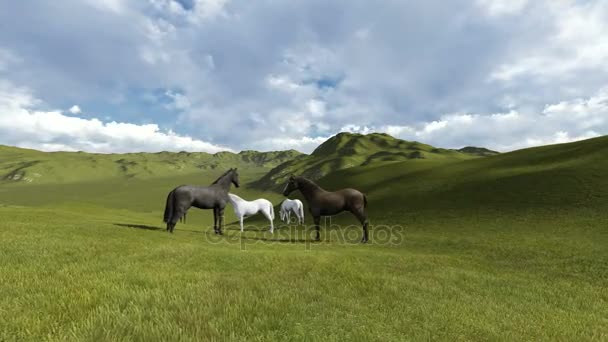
[253,132,477,189]
[0,136,607,340]
[317,134,608,214]
[456,146,500,156]
[0,145,301,184]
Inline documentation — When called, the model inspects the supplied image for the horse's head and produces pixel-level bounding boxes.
[282,175,298,196]
[231,168,240,188]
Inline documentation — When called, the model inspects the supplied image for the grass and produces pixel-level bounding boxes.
[0,136,607,340]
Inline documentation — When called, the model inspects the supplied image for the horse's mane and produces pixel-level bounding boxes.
[211,169,233,185]
[296,176,322,190]
[228,193,244,202]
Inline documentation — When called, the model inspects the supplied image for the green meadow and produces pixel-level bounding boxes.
[0,134,607,341]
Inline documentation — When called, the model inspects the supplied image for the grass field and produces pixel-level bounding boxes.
[1,135,607,341]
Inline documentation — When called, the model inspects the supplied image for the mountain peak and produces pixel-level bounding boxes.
[311,132,402,157]
[457,146,500,156]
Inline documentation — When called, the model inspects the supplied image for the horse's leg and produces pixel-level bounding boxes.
[217,208,225,235]
[213,207,219,234]
[352,208,369,243]
[169,207,186,233]
[297,207,303,225]
[313,215,321,241]
[262,208,274,234]
[240,215,244,233]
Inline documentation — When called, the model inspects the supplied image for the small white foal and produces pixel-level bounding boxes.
[279,199,304,224]
[227,193,275,233]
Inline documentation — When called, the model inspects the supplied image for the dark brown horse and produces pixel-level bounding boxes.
[283,175,369,243]
[163,168,240,234]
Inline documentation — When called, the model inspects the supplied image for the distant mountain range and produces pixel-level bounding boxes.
[0,133,497,185]
[0,145,301,184]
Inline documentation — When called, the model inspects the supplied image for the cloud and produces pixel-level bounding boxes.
[0,81,230,153]
[476,0,528,16]
[250,135,332,153]
[488,1,608,82]
[0,0,607,153]
[164,90,191,111]
[68,105,82,114]
[344,88,608,151]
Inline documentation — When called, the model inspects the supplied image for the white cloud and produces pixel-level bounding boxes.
[0,81,230,153]
[190,0,230,21]
[84,0,127,14]
[340,124,373,135]
[266,75,301,92]
[306,99,325,118]
[68,105,82,114]
[378,88,608,151]
[251,135,332,153]
[489,0,608,82]
[476,0,528,16]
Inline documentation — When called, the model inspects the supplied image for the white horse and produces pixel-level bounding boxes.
[280,199,304,224]
[227,193,275,233]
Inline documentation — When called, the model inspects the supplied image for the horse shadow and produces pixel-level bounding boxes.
[113,223,200,234]
[113,223,314,243]
[238,235,310,243]
[114,223,161,231]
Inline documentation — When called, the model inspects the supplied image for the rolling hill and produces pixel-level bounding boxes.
[316,134,608,214]
[0,145,302,184]
[252,132,483,189]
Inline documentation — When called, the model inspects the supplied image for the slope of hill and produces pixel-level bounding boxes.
[0,145,302,184]
[314,135,608,214]
[253,132,478,189]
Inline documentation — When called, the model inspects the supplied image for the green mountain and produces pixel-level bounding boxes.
[252,132,478,189]
[0,145,302,184]
[456,146,500,157]
[315,134,608,213]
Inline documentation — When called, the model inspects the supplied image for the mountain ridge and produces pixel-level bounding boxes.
[252,132,482,189]
[0,145,302,184]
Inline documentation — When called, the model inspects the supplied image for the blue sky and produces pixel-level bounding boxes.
[0,0,607,153]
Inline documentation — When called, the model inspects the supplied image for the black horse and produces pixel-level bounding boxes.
[163,168,240,234]
[283,175,369,243]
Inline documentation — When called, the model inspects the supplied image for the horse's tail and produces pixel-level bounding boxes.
[299,202,304,221]
[163,190,175,223]
[270,204,275,220]
[363,194,368,208]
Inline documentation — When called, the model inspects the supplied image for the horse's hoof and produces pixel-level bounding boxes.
[360,238,368,243]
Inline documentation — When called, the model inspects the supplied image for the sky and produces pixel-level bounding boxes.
[0,0,607,153]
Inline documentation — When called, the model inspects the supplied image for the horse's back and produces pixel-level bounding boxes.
[334,188,366,208]
[254,198,272,208]
[174,184,227,208]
